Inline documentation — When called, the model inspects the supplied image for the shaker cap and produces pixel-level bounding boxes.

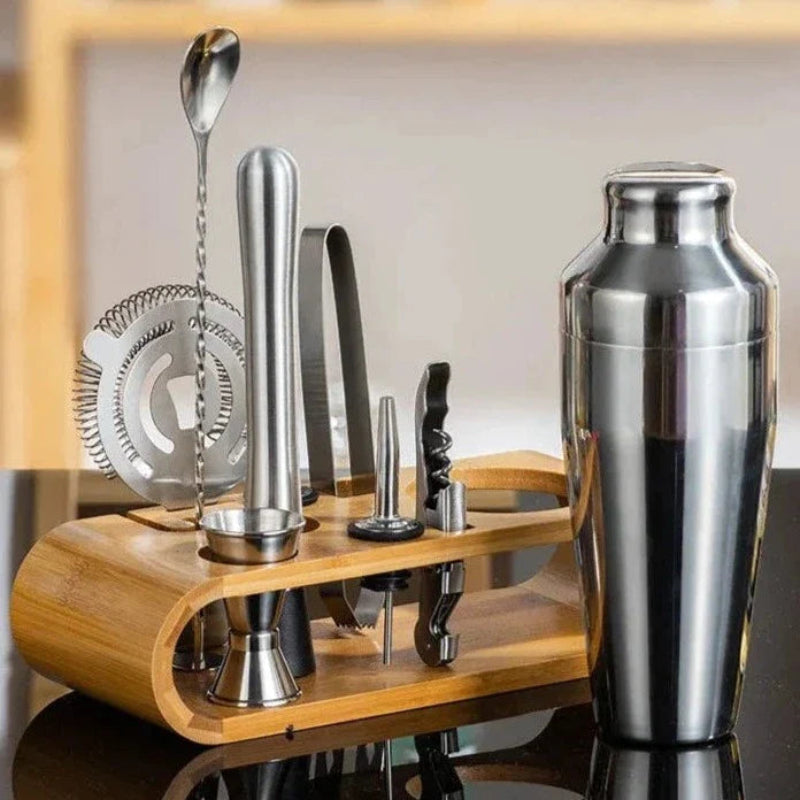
[606,161,733,184]
[605,162,736,248]
[561,162,777,349]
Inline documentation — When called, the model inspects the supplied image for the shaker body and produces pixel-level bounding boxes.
[561,163,777,745]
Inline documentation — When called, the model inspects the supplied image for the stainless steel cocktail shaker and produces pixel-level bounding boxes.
[561,163,777,744]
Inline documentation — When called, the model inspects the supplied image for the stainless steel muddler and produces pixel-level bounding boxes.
[202,146,304,708]
[561,163,777,744]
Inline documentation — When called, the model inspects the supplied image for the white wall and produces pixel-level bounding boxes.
[83,42,800,466]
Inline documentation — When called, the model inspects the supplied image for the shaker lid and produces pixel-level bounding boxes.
[605,162,735,207]
[607,161,729,181]
[561,162,777,349]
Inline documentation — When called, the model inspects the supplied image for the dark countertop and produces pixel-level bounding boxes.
[1,470,798,799]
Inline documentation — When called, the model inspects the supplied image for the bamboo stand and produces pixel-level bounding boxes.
[11,450,587,745]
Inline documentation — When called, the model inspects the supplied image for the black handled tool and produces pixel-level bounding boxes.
[413,362,466,667]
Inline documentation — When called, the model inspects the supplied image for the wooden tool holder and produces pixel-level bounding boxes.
[11,450,587,745]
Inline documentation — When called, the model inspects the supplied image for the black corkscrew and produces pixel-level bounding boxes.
[425,427,454,507]
[413,361,466,668]
[415,362,466,531]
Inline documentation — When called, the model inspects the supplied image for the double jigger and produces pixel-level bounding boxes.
[202,509,304,708]
[200,147,304,707]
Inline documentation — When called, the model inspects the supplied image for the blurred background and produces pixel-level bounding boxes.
[1,0,799,470]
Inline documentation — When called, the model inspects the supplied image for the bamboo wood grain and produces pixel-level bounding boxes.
[11,451,584,744]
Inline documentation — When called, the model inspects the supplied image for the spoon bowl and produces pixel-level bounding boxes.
[180,28,240,139]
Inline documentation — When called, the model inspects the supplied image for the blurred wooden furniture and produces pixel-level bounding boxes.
[19,0,800,466]
[0,71,24,465]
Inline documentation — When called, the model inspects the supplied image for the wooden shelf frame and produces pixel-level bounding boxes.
[18,0,800,467]
[63,1,800,46]
[0,72,25,464]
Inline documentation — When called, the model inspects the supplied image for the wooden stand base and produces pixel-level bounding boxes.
[11,450,587,744]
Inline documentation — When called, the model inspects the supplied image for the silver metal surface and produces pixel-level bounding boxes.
[208,594,300,708]
[414,561,465,667]
[171,609,224,673]
[587,735,744,798]
[435,483,466,535]
[343,397,421,655]
[347,397,424,542]
[75,286,246,509]
[237,147,302,515]
[180,28,240,524]
[376,396,398,519]
[202,508,303,564]
[298,224,374,496]
[203,146,305,708]
[298,224,378,632]
[180,29,240,143]
[383,737,394,800]
[318,581,383,630]
[383,591,394,667]
[415,362,467,533]
[561,162,778,744]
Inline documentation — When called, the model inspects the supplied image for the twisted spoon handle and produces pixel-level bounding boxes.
[193,135,209,525]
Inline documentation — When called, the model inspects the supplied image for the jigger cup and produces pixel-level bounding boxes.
[202,507,305,708]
